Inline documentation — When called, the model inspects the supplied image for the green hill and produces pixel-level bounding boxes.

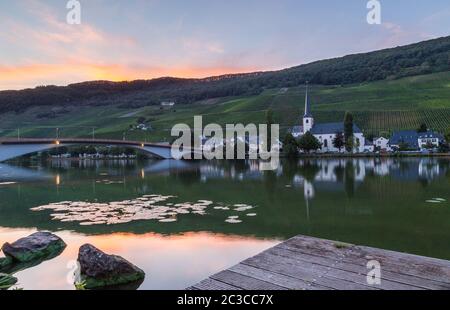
[1,72,449,140]
[0,36,449,114]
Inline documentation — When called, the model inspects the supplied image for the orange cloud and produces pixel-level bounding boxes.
[0,1,263,90]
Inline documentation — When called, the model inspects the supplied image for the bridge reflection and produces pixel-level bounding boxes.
[0,138,176,161]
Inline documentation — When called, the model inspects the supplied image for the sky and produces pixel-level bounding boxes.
[0,0,449,90]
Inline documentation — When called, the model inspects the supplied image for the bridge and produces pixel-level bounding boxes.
[0,138,186,162]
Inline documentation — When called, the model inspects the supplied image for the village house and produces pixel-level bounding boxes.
[374,137,390,151]
[390,130,444,151]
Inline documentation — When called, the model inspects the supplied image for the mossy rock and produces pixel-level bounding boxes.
[1,232,66,263]
[0,256,13,270]
[0,273,17,290]
[77,244,145,290]
[80,273,145,290]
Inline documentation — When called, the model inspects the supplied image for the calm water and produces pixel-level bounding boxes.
[0,158,449,290]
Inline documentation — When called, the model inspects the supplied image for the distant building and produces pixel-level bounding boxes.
[136,124,149,131]
[364,140,374,153]
[390,130,444,151]
[418,131,444,149]
[292,84,366,153]
[374,137,390,151]
[390,130,420,150]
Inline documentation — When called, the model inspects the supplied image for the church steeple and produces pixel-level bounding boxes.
[302,82,314,133]
[304,82,312,117]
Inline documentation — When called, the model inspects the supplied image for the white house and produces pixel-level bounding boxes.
[292,85,366,153]
[418,131,444,150]
[374,137,390,151]
[390,130,444,151]
[364,141,374,153]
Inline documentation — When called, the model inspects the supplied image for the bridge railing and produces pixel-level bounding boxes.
[0,126,163,143]
[0,127,99,141]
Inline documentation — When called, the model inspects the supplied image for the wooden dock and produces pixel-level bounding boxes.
[188,235,450,290]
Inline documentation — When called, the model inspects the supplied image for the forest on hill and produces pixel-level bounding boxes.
[0,36,449,114]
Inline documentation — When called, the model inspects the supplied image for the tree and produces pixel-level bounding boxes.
[266,109,274,152]
[283,133,299,158]
[344,112,354,152]
[332,132,345,152]
[346,137,354,153]
[86,145,97,155]
[445,127,450,144]
[417,123,428,133]
[438,142,449,153]
[298,132,321,153]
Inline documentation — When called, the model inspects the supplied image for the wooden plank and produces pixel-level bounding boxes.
[210,270,288,290]
[286,236,450,285]
[228,263,330,290]
[242,251,379,290]
[268,246,423,290]
[187,235,450,290]
[191,278,242,290]
[291,235,450,270]
[278,243,450,290]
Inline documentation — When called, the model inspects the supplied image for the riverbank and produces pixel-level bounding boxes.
[290,152,450,159]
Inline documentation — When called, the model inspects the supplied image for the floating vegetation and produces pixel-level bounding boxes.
[214,206,230,211]
[95,180,124,185]
[234,204,254,212]
[158,218,177,223]
[31,195,257,226]
[225,218,242,224]
[225,215,243,224]
[426,198,447,204]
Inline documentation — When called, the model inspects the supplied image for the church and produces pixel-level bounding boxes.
[291,86,366,153]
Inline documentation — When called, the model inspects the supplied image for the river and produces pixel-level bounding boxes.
[0,157,449,289]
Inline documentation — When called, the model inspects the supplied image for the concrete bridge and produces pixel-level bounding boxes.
[0,138,186,162]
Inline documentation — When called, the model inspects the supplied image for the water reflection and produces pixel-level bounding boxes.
[1,228,276,290]
[0,157,449,290]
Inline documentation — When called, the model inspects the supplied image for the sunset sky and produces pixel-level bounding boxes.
[1,0,449,90]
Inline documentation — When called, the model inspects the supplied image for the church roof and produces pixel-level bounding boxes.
[310,122,362,135]
[390,130,419,148]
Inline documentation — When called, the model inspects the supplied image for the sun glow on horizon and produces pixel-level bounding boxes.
[0,63,262,90]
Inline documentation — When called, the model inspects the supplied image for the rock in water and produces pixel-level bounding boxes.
[77,244,145,289]
[1,232,66,263]
[0,273,17,289]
